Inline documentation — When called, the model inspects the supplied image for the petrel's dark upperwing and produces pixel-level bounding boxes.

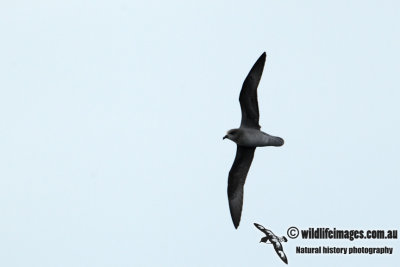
[228,146,256,229]
[273,241,288,264]
[239,52,266,130]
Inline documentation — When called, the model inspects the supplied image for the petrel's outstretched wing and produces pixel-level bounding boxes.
[239,52,266,130]
[228,146,256,228]
[273,241,288,264]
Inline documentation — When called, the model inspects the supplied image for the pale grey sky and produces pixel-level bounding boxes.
[0,1,399,266]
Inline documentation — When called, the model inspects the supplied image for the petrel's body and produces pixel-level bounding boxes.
[223,52,284,229]
[254,223,288,264]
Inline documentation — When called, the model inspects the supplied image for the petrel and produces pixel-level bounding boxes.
[254,223,288,264]
[223,52,284,229]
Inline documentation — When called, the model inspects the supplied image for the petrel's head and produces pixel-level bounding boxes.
[223,129,239,142]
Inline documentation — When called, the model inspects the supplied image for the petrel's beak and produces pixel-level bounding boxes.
[223,135,228,140]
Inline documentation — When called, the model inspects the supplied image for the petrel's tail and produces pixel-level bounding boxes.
[268,136,284,147]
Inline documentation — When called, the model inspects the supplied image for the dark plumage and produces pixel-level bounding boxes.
[239,52,265,130]
[227,146,255,228]
[223,52,284,228]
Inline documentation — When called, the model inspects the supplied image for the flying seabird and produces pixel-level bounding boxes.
[254,223,288,264]
[223,52,284,229]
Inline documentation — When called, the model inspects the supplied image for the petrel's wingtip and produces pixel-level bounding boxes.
[256,52,266,65]
[259,52,266,60]
[233,219,240,229]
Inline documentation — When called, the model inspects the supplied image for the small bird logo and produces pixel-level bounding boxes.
[254,223,288,264]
